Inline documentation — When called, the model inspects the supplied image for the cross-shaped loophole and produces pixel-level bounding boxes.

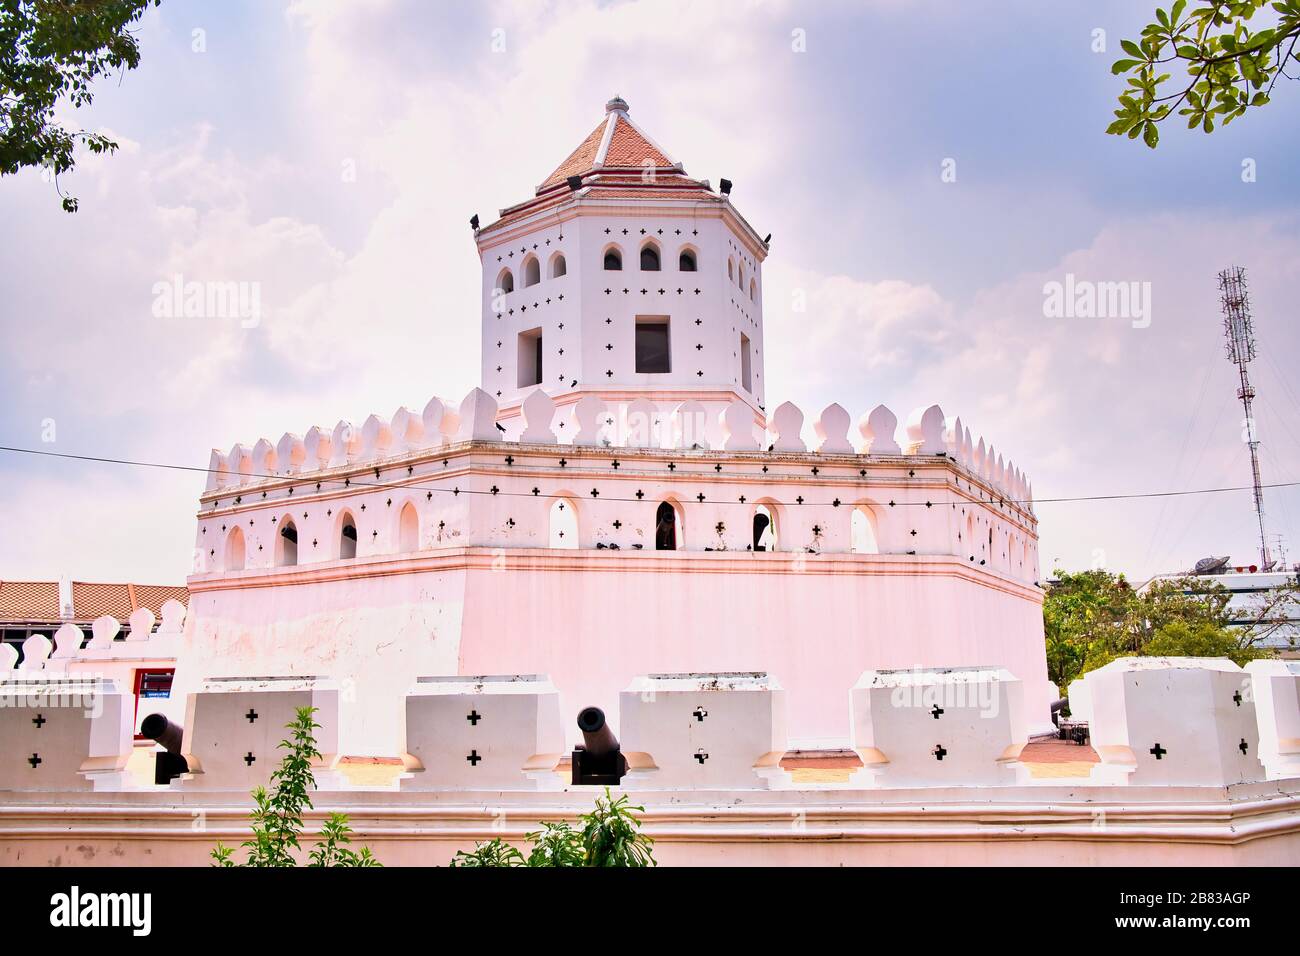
[467,710,482,726]
[466,750,482,766]
[245,709,259,723]
[932,745,948,761]
[1149,743,1167,760]
[28,753,41,769]
[930,705,944,719]
[693,707,707,721]
[244,752,256,766]
[32,713,46,728]
[693,750,709,764]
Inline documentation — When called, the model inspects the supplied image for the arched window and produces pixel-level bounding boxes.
[988,526,994,563]
[276,517,298,567]
[550,253,567,278]
[655,501,681,551]
[224,526,246,572]
[966,514,975,559]
[523,256,540,288]
[603,247,622,271]
[678,248,697,272]
[640,242,661,271]
[739,262,747,288]
[497,268,514,294]
[398,502,419,553]
[339,511,357,560]
[549,498,577,549]
[752,503,777,551]
[727,258,735,282]
[850,506,879,554]
[749,278,757,301]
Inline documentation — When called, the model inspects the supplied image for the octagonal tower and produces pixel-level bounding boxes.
[475,97,768,444]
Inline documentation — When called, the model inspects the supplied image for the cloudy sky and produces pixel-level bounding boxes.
[2,0,1299,584]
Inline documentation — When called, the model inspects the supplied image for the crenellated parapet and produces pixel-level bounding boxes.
[205,387,1034,505]
[4,600,187,674]
[191,387,1040,582]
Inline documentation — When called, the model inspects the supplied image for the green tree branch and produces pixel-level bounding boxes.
[0,0,161,210]
[1108,0,1300,147]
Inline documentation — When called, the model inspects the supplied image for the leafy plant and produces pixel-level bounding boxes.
[1108,0,1300,147]
[448,789,656,867]
[212,706,380,867]
[449,837,525,868]
[1,0,162,210]
[524,821,586,868]
[309,812,380,868]
[580,789,656,867]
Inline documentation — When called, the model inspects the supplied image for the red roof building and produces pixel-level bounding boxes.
[1,579,189,653]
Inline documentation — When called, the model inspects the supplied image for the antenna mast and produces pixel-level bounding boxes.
[1218,266,1272,570]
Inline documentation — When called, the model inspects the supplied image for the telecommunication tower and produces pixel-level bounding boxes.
[1218,266,1272,569]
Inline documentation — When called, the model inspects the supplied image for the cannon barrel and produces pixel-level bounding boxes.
[577,706,619,756]
[572,706,628,785]
[141,713,184,754]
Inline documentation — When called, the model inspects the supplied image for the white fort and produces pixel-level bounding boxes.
[4,99,1294,867]
[167,95,1050,755]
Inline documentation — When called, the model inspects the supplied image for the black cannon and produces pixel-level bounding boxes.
[571,706,628,786]
[141,713,189,785]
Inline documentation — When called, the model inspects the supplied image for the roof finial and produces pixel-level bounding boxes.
[606,94,629,114]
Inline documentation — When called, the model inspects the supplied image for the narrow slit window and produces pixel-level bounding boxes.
[518,328,543,387]
[740,332,752,392]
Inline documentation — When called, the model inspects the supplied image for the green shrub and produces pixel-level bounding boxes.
[580,789,655,867]
[525,821,585,867]
[212,706,379,867]
[450,788,655,867]
[449,837,526,868]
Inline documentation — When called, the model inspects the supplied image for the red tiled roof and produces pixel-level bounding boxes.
[487,180,720,232]
[131,585,190,617]
[537,100,679,191]
[487,98,716,234]
[584,186,716,202]
[603,117,671,169]
[0,581,59,623]
[0,580,189,625]
[539,119,608,189]
[72,582,133,621]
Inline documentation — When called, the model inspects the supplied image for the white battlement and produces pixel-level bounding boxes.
[0,675,134,792]
[400,674,566,791]
[192,388,1039,583]
[1244,659,1300,779]
[204,387,1033,509]
[1,661,1293,803]
[1083,656,1265,787]
[620,672,791,790]
[178,675,345,791]
[849,666,1027,788]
